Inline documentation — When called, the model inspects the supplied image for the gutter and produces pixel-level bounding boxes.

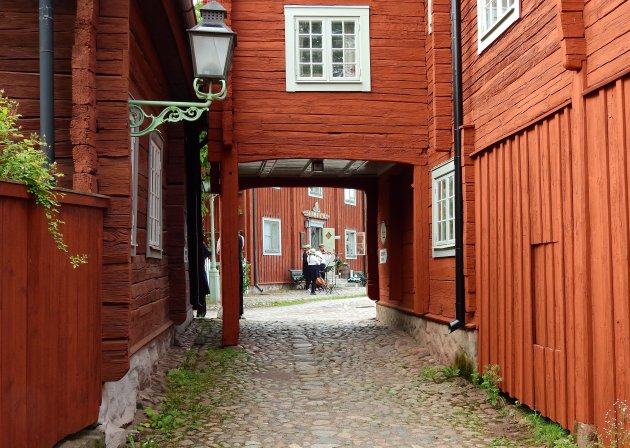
[39,0,54,163]
[251,189,263,292]
[448,0,466,333]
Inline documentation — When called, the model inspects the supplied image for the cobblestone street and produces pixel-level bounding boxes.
[137,297,542,447]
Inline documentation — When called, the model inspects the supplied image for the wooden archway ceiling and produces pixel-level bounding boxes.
[239,159,395,178]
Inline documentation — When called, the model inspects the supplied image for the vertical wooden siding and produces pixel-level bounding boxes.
[0,183,104,448]
[248,187,365,285]
[476,74,630,431]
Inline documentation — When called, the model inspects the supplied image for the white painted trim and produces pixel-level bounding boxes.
[477,0,520,53]
[146,133,163,259]
[431,159,455,258]
[129,94,139,257]
[308,186,324,198]
[344,188,357,205]
[262,217,282,256]
[284,5,371,92]
[345,228,357,259]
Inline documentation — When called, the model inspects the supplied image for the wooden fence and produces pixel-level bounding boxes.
[474,74,630,433]
[0,181,107,448]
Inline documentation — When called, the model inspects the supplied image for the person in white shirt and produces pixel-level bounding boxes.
[307,248,322,295]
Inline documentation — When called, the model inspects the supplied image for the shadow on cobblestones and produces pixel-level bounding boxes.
[130,297,543,448]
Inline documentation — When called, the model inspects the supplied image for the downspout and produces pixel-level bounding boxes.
[448,0,466,332]
[39,0,54,163]
[251,189,263,292]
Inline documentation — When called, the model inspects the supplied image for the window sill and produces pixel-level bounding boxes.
[432,246,455,258]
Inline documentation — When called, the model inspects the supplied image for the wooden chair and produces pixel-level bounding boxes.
[288,269,305,289]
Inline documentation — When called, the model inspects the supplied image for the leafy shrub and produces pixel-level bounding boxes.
[595,400,630,448]
[0,92,86,267]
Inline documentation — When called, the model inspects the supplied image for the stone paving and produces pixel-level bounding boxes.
[135,297,542,447]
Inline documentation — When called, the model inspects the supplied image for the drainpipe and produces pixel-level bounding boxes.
[251,189,263,292]
[448,0,465,333]
[39,0,55,163]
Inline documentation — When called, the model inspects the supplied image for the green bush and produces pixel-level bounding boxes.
[0,92,86,267]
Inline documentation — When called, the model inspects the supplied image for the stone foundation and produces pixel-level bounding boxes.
[376,304,478,366]
[97,327,174,448]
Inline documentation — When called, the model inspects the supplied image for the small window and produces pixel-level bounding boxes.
[284,6,371,92]
[263,218,282,256]
[477,0,519,53]
[130,127,139,256]
[272,187,281,190]
[427,0,433,34]
[345,229,357,259]
[308,186,323,198]
[147,134,163,258]
[344,188,357,205]
[432,159,455,257]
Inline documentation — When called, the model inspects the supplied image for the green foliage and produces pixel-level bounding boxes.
[595,400,630,448]
[453,350,476,382]
[489,436,514,446]
[0,92,87,267]
[242,258,251,293]
[526,412,577,448]
[419,365,438,382]
[475,364,503,407]
[441,366,460,379]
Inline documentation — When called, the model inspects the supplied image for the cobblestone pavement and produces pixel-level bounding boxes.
[138,297,541,447]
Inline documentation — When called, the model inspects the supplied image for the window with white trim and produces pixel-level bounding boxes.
[427,0,433,34]
[263,218,282,255]
[345,229,357,259]
[477,0,519,53]
[130,126,139,256]
[147,134,163,258]
[284,6,371,92]
[432,160,455,257]
[344,188,356,205]
[308,186,323,198]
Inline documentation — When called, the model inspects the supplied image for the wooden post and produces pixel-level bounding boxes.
[220,144,240,346]
[413,164,429,314]
[365,183,379,301]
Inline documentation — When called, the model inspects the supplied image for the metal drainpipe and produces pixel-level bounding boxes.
[448,0,466,333]
[251,189,263,292]
[39,0,54,163]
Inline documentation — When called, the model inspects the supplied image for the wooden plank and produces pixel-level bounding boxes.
[504,138,514,396]
[585,90,616,430]
[513,133,524,401]
[533,344,547,414]
[0,198,28,448]
[497,144,506,386]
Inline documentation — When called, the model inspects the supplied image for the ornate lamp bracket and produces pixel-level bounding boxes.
[128,79,227,137]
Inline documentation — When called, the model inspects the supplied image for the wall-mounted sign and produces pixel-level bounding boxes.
[303,210,330,220]
[380,221,387,244]
[379,248,387,264]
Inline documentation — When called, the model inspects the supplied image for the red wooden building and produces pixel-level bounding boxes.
[0,0,208,445]
[239,186,366,287]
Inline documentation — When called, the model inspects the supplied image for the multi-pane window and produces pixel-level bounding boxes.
[308,186,323,198]
[344,188,356,205]
[262,218,282,255]
[147,134,163,257]
[345,229,357,259]
[477,0,519,53]
[285,6,371,92]
[432,160,455,257]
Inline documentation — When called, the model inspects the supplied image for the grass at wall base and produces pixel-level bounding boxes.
[0,92,87,267]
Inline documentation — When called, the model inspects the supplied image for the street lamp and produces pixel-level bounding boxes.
[128,1,237,137]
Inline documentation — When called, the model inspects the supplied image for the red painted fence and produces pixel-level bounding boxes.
[0,181,107,448]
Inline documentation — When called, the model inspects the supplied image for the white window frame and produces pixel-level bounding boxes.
[344,188,357,205]
[262,217,282,256]
[345,228,357,259]
[477,0,519,53]
[427,0,433,34]
[284,5,371,92]
[308,186,323,198]
[146,133,163,258]
[130,108,139,257]
[432,159,455,258]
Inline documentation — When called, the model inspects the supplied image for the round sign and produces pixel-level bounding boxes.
[380,221,387,244]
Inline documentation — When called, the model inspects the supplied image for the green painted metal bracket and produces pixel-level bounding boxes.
[128,79,227,137]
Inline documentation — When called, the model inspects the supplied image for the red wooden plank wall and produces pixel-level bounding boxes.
[475,74,630,432]
[242,187,366,285]
[0,182,105,448]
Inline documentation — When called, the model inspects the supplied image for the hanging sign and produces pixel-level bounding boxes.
[379,249,388,264]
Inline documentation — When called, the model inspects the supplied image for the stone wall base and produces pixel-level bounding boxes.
[376,304,478,366]
[97,327,174,448]
[573,421,597,447]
